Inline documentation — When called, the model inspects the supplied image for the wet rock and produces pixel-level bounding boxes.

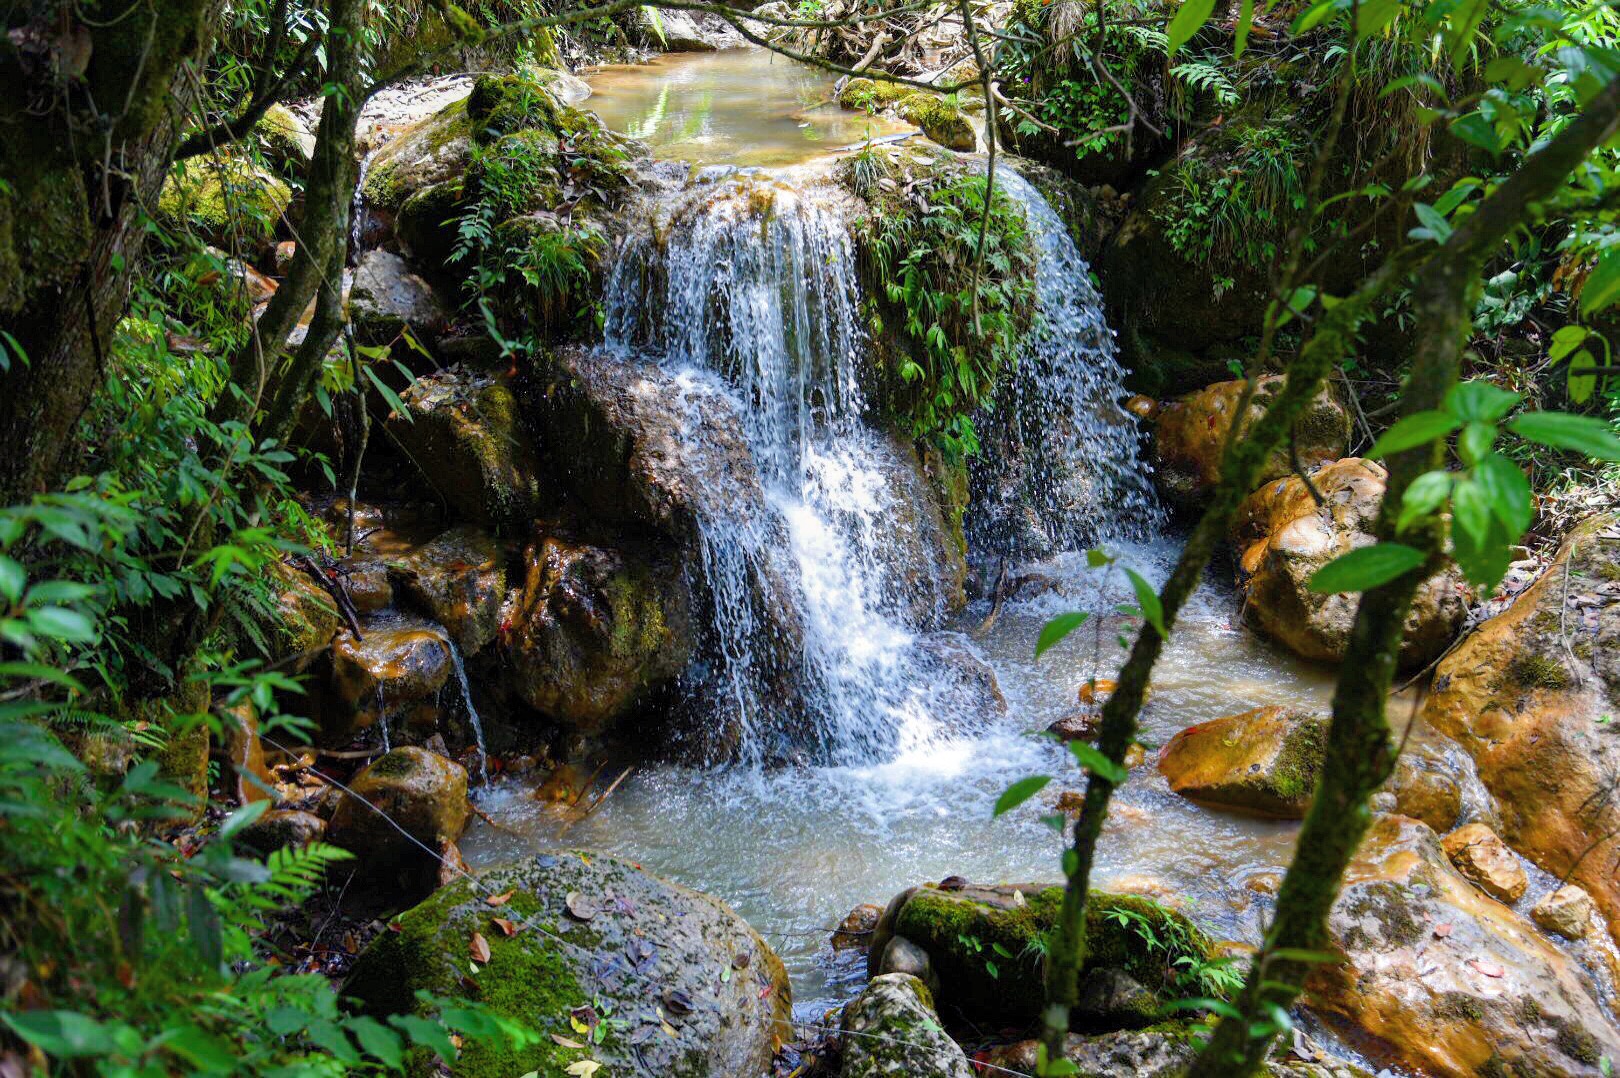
[267,560,340,669]
[507,535,693,734]
[634,7,739,50]
[271,240,297,276]
[219,703,275,805]
[386,368,541,532]
[329,616,453,732]
[832,903,884,952]
[1441,823,1528,904]
[337,556,393,613]
[1304,814,1620,1078]
[1047,709,1101,742]
[985,1029,1369,1077]
[1076,967,1158,1031]
[1151,376,1347,507]
[913,632,1007,725]
[1383,745,1464,833]
[238,809,327,856]
[255,103,316,169]
[1419,513,1620,943]
[348,250,448,346]
[1157,706,1325,818]
[361,96,473,212]
[839,973,972,1078]
[840,78,975,151]
[868,881,1212,1025]
[1533,885,1599,941]
[326,747,468,890]
[345,851,790,1077]
[876,935,937,993]
[1234,458,1468,665]
[388,526,506,655]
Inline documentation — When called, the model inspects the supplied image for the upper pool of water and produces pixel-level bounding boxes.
[582,49,911,166]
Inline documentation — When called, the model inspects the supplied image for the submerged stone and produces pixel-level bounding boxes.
[344,851,790,1078]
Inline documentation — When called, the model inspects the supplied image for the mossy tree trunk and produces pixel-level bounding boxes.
[1185,72,1620,1078]
[0,0,223,503]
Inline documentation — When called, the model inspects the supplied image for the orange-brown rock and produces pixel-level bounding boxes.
[327,747,469,895]
[1441,822,1528,904]
[831,903,883,952]
[1233,458,1468,666]
[1157,706,1325,818]
[1305,815,1620,1078]
[1151,375,1347,506]
[1420,513,1620,945]
[388,526,506,655]
[329,616,453,732]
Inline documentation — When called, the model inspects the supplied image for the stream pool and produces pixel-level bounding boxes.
[581,49,911,166]
[462,537,1339,1017]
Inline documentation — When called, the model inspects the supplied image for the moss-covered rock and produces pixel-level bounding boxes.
[983,1027,1371,1077]
[157,153,292,245]
[840,973,972,1078]
[326,747,468,892]
[349,249,450,347]
[388,527,507,656]
[344,851,791,1078]
[840,78,975,151]
[362,98,476,213]
[1157,706,1326,818]
[386,367,542,533]
[255,103,315,171]
[395,178,468,267]
[266,559,341,670]
[506,534,693,735]
[868,881,1214,1026]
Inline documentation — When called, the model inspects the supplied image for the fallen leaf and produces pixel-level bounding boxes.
[469,932,491,963]
[492,917,517,937]
[1433,923,1453,938]
[549,1034,585,1049]
[566,891,599,921]
[565,1062,600,1077]
[1467,958,1505,978]
[485,890,514,907]
[664,989,695,1016]
[731,951,751,970]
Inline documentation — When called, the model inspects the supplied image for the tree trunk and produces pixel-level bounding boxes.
[0,1,223,503]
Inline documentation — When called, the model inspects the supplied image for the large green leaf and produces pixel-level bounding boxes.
[993,775,1052,817]
[1168,0,1217,55]
[1307,543,1427,594]
[1366,410,1459,459]
[1035,612,1090,658]
[1580,249,1620,316]
[1510,411,1620,461]
[1124,568,1167,638]
[1474,453,1534,536]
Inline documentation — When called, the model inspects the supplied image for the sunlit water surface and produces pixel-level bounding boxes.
[582,49,911,166]
[462,538,1340,1016]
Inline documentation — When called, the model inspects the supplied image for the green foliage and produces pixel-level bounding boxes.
[849,151,1037,457]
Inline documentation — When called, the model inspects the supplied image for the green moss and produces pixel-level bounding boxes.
[157,154,291,243]
[1270,715,1326,801]
[1340,882,1427,950]
[838,79,972,150]
[1506,652,1570,691]
[366,749,419,779]
[255,104,313,169]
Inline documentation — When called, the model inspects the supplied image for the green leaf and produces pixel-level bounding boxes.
[350,1017,405,1070]
[1307,543,1427,594]
[1233,0,1256,57]
[1449,112,1500,154]
[1167,0,1217,55]
[1548,324,1590,365]
[1366,411,1459,458]
[1509,411,1620,461]
[1123,568,1166,639]
[993,775,1052,817]
[2,1011,116,1058]
[1397,470,1453,533]
[1035,612,1090,658]
[1291,0,1341,35]
[0,556,23,602]
[27,606,96,643]
[1474,453,1533,536]
[1458,420,1496,464]
[218,798,270,838]
[1568,350,1599,405]
[1581,250,1620,316]
[1413,202,1453,243]
[1068,741,1128,785]
[1445,381,1521,422]
[363,365,412,423]
[1356,0,1400,36]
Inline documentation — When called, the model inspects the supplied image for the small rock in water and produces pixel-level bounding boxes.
[1047,709,1101,742]
[831,903,883,953]
[1532,884,1597,940]
[1441,823,1528,904]
[877,935,936,990]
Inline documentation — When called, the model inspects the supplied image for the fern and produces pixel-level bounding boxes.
[1171,60,1240,106]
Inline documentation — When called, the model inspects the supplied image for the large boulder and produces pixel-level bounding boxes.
[1419,513,1620,944]
[386,368,541,532]
[348,250,449,347]
[868,881,1214,1027]
[345,851,791,1078]
[329,615,453,733]
[326,746,469,890]
[984,1029,1369,1077]
[361,97,474,213]
[1151,376,1348,508]
[1234,458,1468,666]
[157,153,292,244]
[840,973,972,1078]
[266,560,340,669]
[1157,706,1325,818]
[1305,814,1620,1078]
[506,534,693,734]
[388,526,507,656]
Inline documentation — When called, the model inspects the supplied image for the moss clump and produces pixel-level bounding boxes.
[891,886,1213,1023]
[157,154,291,244]
[255,104,313,170]
[1506,652,1571,691]
[1270,713,1326,801]
[839,78,974,150]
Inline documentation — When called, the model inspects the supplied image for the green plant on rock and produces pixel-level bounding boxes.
[849,149,1036,458]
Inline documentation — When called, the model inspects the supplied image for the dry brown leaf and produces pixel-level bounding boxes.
[550,1033,586,1049]
[469,931,491,964]
[492,917,517,937]
[1433,923,1453,938]
[1467,958,1505,978]
[484,890,514,907]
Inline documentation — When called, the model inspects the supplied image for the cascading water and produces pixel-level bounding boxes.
[448,641,489,788]
[604,179,972,765]
[969,166,1162,558]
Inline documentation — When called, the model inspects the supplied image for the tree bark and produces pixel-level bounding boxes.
[0,1,224,503]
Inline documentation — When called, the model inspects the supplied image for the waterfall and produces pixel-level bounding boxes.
[448,640,489,788]
[969,166,1161,557]
[604,179,964,765]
